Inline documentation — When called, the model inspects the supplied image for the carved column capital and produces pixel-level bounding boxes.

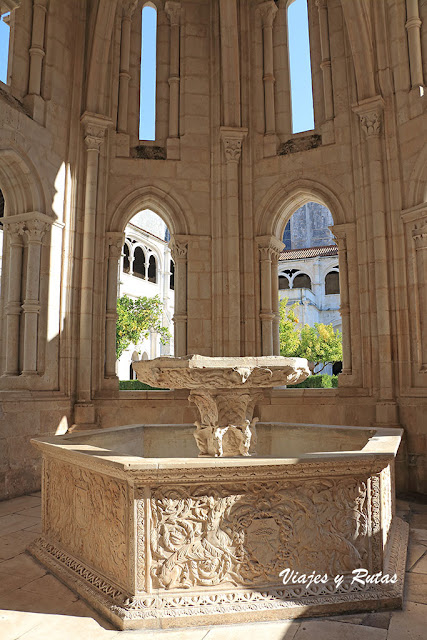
[257,0,278,28]
[24,219,49,243]
[315,0,327,8]
[256,235,285,261]
[3,221,25,243]
[81,112,112,152]
[165,0,181,26]
[106,232,125,258]
[169,238,188,262]
[122,0,138,18]
[329,226,347,250]
[352,96,385,138]
[220,127,248,164]
[413,221,427,249]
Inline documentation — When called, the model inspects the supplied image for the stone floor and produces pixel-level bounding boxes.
[0,494,426,640]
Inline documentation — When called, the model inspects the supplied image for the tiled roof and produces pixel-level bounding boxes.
[279,244,338,261]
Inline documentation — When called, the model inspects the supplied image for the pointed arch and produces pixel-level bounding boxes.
[108,183,192,235]
[0,147,46,217]
[256,177,351,240]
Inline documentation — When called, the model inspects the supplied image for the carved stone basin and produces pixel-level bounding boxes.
[132,355,310,456]
[28,422,408,630]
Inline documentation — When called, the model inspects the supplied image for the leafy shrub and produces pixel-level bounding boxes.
[287,374,338,389]
[119,380,168,391]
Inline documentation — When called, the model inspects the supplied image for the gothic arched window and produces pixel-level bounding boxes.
[325,270,340,295]
[133,246,146,278]
[287,0,314,133]
[148,254,157,283]
[139,4,157,140]
[123,243,130,273]
[0,12,11,85]
[293,273,311,289]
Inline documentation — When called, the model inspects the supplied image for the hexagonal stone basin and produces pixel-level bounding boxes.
[28,421,408,630]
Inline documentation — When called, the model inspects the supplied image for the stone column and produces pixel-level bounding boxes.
[3,221,24,376]
[353,97,396,422]
[117,1,137,134]
[412,221,427,371]
[75,113,110,424]
[315,0,334,129]
[220,127,247,356]
[28,0,47,96]
[271,247,281,355]
[405,0,424,91]
[22,219,48,375]
[165,1,181,159]
[24,0,47,123]
[256,235,284,356]
[169,237,188,356]
[257,1,278,156]
[331,227,351,374]
[105,233,124,379]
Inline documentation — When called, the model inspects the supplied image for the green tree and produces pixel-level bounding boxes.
[279,298,343,372]
[116,294,171,359]
[279,297,300,356]
[296,322,342,373]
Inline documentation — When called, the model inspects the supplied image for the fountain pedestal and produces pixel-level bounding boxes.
[133,355,310,456]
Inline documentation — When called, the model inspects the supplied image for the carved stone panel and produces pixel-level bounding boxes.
[44,458,127,587]
[149,477,371,591]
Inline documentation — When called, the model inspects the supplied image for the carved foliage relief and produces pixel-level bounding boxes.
[44,458,127,586]
[149,478,370,591]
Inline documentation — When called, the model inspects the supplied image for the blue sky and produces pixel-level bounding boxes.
[1,3,313,136]
[0,15,10,84]
[287,0,315,133]
[139,6,157,141]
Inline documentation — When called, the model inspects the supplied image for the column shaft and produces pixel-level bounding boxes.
[105,235,123,378]
[169,238,188,357]
[316,0,334,122]
[271,253,280,355]
[22,227,46,374]
[406,0,424,89]
[28,0,47,96]
[117,15,132,133]
[4,226,24,375]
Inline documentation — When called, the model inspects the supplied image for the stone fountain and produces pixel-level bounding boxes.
[28,355,408,630]
[132,355,310,457]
